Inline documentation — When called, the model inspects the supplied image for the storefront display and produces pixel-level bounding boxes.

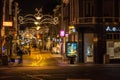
[84,33,94,63]
[106,25,120,59]
[66,42,77,57]
[107,41,120,59]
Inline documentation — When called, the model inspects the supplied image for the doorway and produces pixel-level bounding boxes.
[84,33,94,63]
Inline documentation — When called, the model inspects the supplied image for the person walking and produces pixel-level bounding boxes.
[17,48,23,64]
[28,47,31,56]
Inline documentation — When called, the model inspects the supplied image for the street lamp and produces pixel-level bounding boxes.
[36,26,41,30]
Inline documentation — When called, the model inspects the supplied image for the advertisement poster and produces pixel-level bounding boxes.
[66,42,77,57]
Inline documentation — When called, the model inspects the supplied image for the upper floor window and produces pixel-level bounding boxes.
[103,0,119,17]
[84,0,94,17]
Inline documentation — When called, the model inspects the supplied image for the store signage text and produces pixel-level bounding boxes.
[3,21,12,27]
[106,26,120,32]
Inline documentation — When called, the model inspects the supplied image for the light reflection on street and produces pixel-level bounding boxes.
[22,48,56,67]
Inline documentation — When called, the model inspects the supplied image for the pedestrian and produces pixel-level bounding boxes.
[17,48,23,64]
[28,47,31,56]
[33,44,37,50]
[16,45,20,53]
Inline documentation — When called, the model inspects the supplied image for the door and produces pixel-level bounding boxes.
[84,33,94,63]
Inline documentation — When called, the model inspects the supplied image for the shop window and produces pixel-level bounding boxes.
[113,34,120,40]
[116,34,119,39]
[107,41,120,59]
[114,34,117,39]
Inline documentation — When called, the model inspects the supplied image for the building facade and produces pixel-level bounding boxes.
[0,0,18,60]
[62,0,120,64]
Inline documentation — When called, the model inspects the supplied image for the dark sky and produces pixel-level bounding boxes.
[17,0,61,15]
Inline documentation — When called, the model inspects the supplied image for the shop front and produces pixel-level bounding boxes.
[76,26,94,63]
[76,24,120,64]
[106,25,120,63]
[84,33,94,63]
[76,24,106,64]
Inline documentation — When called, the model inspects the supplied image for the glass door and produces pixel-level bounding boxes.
[84,33,94,63]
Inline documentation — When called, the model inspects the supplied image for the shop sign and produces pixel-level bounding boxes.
[3,21,12,27]
[106,26,120,32]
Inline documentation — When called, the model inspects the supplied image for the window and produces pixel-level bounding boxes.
[84,0,93,17]
[107,33,120,40]
[107,34,112,39]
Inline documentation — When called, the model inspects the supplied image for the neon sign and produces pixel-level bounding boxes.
[106,26,120,32]
[60,30,65,37]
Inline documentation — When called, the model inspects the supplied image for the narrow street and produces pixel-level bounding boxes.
[23,48,60,66]
[1,48,120,80]
[8,47,64,67]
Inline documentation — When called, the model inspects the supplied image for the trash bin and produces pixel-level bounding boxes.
[2,55,8,65]
[103,54,109,64]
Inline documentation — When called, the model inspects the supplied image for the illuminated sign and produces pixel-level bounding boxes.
[60,30,65,37]
[69,25,76,33]
[3,21,12,27]
[66,42,77,57]
[65,33,68,37]
[106,26,120,32]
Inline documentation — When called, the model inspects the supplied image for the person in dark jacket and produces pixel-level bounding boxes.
[17,48,23,64]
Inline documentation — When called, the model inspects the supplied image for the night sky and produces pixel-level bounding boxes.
[17,0,61,15]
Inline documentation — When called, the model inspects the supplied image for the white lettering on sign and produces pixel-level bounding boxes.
[106,26,120,32]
